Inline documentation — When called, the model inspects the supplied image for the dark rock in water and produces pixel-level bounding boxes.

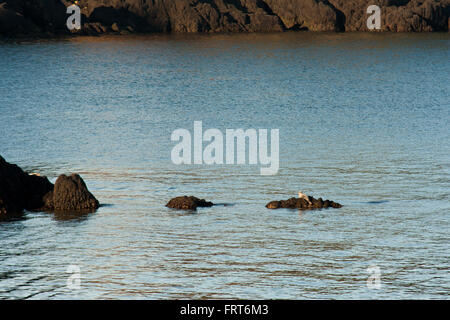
[0,155,53,214]
[27,174,55,210]
[0,196,17,215]
[266,195,342,210]
[45,174,99,211]
[0,155,99,214]
[166,196,214,210]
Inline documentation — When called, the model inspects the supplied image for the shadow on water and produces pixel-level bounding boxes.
[99,203,113,208]
[365,200,389,204]
[0,212,27,223]
[0,270,16,280]
[50,203,109,222]
[165,203,235,215]
[52,209,96,222]
[1,207,103,223]
[166,208,198,215]
[214,203,236,207]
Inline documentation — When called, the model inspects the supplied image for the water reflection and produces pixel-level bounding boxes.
[52,210,95,222]
[0,212,27,223]
[0,33,448,299]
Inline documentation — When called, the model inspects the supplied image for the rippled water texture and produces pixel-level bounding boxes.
[0,33,449,299]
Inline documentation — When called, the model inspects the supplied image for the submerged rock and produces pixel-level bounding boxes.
[166,196,214,210]
[0,155,99,214]
[266,195,342,210]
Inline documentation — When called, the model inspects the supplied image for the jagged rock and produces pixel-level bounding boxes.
[327,0,450,32]
[166,196,214,210]
[266,195,342,209]
[0,155,99,214]
[83,22,107,34]
[265,0,340,31]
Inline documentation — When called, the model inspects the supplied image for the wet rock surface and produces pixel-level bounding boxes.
[266,195,342,209]
[0,155,99,214]
[43,174,100,211]
[166,196,214,210]
[0,0,448,37]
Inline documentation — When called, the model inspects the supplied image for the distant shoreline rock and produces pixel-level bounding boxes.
[0,155,99,215]
[1,0,449,38]
[166,196,214,210]
[266,195,342,210]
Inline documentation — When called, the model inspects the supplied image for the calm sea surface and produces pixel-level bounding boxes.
[0,33,449,299]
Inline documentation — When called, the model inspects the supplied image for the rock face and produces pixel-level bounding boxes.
[0,155,99,214]
[266,195,342,209]
[327,0,450,32]
[0,0,68,36]
[166,196,214,210]
[0,0,449,36]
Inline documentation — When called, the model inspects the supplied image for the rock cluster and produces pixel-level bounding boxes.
[266,195,342,209]
[0,0,449,37]
[0,155,99,215]
[166,196,214,210]
[2,155,343,214]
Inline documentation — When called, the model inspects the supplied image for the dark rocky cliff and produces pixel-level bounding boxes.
[1,0,449,36]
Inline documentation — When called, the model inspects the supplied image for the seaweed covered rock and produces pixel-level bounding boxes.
[266,195,342,210]
[166,196,214,210]
[44,174,99,211]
